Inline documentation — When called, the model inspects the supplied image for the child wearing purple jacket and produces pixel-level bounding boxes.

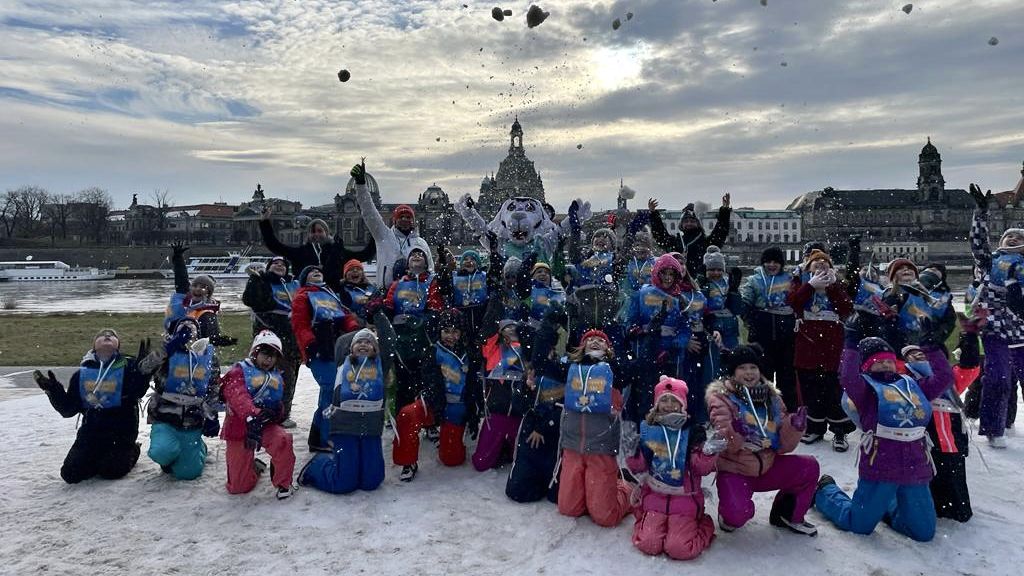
[814,328,953,542]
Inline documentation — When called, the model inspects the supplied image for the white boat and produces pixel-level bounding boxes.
[159,250,273,280]
[0,260,115,282]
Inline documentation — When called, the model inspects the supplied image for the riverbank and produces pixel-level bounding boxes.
[0,313,251,365]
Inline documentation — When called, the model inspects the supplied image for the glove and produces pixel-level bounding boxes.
[165,331,190,354]
[33,370,61,393]
[807,270,830,290]
[790,406,808,432]
[543,303,568,329]
[620,421,640,456]
[702,428,728,455]
[727,267,743,293]
[137,337,151,360]
[969,183,989,210]
[190,337,210,355]
[466,415,480,441]
[350,159,367,185]
[210,334,238,347]
[843,313,864,349]
[364,296,385,318]
[203,415,221,438]
[626,211,649,236]
[170,240,188,259]
[918,316,944,347]
[646,301,669,332]
[568,200,581,233]
[244,415,265,450]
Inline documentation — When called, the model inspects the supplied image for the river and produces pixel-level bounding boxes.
[0,279,249,314]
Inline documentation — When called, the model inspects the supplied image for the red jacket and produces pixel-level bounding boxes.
[384,272,445,314]
[219,363,262,442]
[291,285,361,363]
[788,279,853,371]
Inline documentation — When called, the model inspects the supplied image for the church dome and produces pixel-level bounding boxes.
[420,183,448,206]
[919,138,939,161]
[345,172,379,196]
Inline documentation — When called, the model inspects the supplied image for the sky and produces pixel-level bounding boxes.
[0,0,1021,212]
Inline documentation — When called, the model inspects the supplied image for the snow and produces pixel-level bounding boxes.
[2,369,1022,576]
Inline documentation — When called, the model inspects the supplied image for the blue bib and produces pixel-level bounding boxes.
[528,283,565,321]
[752,269,790,309]
[165,348,214,397]
[163,293,215,331]
[861,374,932,440]
[536,375,565,405]
[240,360,284,408]
[394,275,433,316]
[633,284,681,326]
[897,292,931,334]
[578,251,615,285]
[640,422,690,489]
[436,345,469,422]
[729,392,783,450]
[270,279,299,313]
[854,278,885,309]
[990,252,1024,286]
[307,289,347,325]
[626,257,655,291]
[564,362,614,414]
[78,362,125,409]
[452,272,488,307]
[704,278,729,312]
[343,285,375,317]
[334,356,385,403]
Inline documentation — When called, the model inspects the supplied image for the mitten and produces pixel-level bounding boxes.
[350,160,367,185]
[203,415,221,438]
[790,406,808,431]
[245,415,265,450]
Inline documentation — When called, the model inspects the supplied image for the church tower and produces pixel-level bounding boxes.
[917,138,945,202]
[476,116,546,220]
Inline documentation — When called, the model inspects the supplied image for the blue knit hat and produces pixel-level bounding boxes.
[460,249,482,269]
[299,265,324,286]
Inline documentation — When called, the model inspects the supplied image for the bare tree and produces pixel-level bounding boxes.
[150,188,173,243]
[42,193,74,242]
[0,191,19,239]
[10,185,49,237]
[76,187,113,244]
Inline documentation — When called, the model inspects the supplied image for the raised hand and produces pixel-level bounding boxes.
[969,183,989,210]
[728,267,743,293]
[33,370,61,392]
[647,197,659,212]
[170,240,188,258]
[350,159,367,186]
[722,193,731,208]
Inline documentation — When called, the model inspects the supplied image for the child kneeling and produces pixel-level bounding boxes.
[220,331,296,499]
[626,377,717,560]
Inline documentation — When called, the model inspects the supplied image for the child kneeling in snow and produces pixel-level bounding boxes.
[625,376,718,560]
[815,331,952,541]
[706,344,819,536]
[220,330,296,499]
[300,328,391,493]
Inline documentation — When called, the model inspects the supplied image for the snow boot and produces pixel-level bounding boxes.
[718,513,737,533]
[987,436,1008,449]
[832,433,849,452]
[254,458,268,476]
[276,485,296,500]
[800,432,823,445]
[400,463,418,482]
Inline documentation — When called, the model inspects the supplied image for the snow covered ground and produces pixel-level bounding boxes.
[2,368,1021,576]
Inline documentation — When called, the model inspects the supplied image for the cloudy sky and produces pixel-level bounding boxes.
[1,0,1021,212]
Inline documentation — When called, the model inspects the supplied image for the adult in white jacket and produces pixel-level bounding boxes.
[351,161,423,288]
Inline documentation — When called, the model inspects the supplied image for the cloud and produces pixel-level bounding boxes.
[0,0,1021,212]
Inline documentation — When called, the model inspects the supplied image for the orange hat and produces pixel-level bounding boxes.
[804,249,832,268]
[343,259,364,275]
[393,205,415,220]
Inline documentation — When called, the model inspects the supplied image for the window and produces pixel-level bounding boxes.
[783,222,788,230]
[748,222,753,230]
[784,233,790,242]
[758,222,763,230]
[773,221,779,230]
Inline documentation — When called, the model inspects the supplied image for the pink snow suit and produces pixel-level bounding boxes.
[221,363,295,494]
[706,378,819,529]
[627,446,716,560]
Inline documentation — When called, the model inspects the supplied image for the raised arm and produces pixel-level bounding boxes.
[969,184,993,270]
[259,213,302,263]
[647,197,683,253]
[350,162,392,246]
[706,194,733,249]
[170,241,190,294]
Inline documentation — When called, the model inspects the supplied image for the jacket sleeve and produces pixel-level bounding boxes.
[426,278,445,312]
[242,274,273,312]
[707,393,745,455]
[775,400,803,455]
[373,311,399,375]
[688,447,718,477]
[828,281,854,318]
[739,275,757,314]
[44,371,83,418]
[221,366,260,420]
[707,205,732,249]
[839,348,869,411]
[420,354,445,413]
[340,237,377,264]
[515,252,537,299]
[384,281,398,314]
[172,250,190,294]
[354,183,391,247]
[918,346,955,401]
[970,208,992,271]
[649,210,683,253]
[123,358,153,400]
[259,219,301,263]
[290,290,315,360]
[787,278,812,310]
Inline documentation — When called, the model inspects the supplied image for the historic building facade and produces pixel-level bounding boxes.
[475,117,546,220]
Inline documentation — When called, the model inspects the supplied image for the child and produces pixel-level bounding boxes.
[706,344,818,535]
[220,330,296,499]
[473,319,530,472]
[165,241,237,346]
[146,319,222,480]
[556,330,634,527]
[701,246,742,351]
[393,309,482,482]
[815,333,953,541]
[242,255,301,427]
[739,247,798,409]
[291,265,362,451]
[34,330,156,484]
[787,249,855,451]
[339,259,380,320]
[626,376,717,560]
[300,328,391,493]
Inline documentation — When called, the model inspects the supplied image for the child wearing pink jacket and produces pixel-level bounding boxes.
[626,376,718,560]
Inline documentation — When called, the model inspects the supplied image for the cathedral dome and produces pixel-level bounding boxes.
[420,183,448,206]
[919,138,940,161]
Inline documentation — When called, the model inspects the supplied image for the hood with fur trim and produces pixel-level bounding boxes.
[704,376,780,403]
[651,253,684,295]
[403,237,435,273]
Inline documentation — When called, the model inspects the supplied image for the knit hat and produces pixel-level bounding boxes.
[999,228,1024,251]
[343,259,364,276]
[94,328,120,348]
[900,344,924,359]
[579,329,612,349]
[887,258,918,283]
[651,253,684,294]
[497,319,518,338]
[191,274,216,296]
[532,261,551,275]
[592,227,617,248]
[298,265,324,286]
[393,204,416,220]
[308,218,331,235]
[680,203,698,223]
[858,337,897,371]
[503,256,523,280]
[919,264,948,292]
[438,308,464,331]
[459,250,482,269]
[249,330,283,357]
[722,344,764,375]
[703,245,726,271]
[351,328,379,348]
[802,241,827,258]
[804,249,832,268]
[760,247,785,266]
[268,255,289,270]
[654,375,689,408]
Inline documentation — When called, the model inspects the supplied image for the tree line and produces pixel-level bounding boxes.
[0,185,113,244]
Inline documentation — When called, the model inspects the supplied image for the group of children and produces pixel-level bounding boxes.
[34,180,1021,560]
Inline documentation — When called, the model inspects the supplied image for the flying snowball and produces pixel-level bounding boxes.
[902,4,913,14]
[988,36,999,46]
[612,18,621,30]
[526,5,549,28]
[337,69,351,82]
[492,7,504,21]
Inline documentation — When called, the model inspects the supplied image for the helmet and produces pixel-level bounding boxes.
[249,330,283,357]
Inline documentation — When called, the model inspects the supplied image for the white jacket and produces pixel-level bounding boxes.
[355,183,423,287]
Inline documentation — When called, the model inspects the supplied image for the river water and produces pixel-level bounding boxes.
[0,279,249,314]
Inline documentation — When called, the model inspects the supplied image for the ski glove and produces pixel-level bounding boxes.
[790,406,808,432]
[702,429,728,455]
[32,370,61,393]
[203,415,221,438]
[170,240,189,259]
[245,415,266,450]
[165,331,190,355]
[466,416,480,441]
[567,200,581,235]
[350,160,367,186]
[728,267,743,293]
[620,421,641,456]
[969,183,989,210]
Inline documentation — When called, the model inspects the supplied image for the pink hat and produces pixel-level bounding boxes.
[654,375,688,408]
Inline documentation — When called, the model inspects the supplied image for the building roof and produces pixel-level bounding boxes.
[702,209,797,219]
[788,188,972,210]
